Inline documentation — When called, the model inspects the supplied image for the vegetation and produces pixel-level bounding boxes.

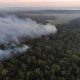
[0,18,80,80]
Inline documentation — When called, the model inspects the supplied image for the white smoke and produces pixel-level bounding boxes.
[0,16,57,44]
[0,45,29,61]
[0,15,57,60]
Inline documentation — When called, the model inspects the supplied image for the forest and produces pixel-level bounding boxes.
[0,17,80,80]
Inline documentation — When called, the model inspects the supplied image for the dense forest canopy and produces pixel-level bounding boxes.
[0,17,80,80]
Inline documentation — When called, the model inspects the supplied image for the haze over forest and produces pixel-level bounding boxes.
[0,0,79,80]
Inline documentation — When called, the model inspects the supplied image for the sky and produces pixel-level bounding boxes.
[0,0,80,8]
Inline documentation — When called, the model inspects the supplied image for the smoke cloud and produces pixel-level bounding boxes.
[0,15,57,61]
[0,45,29,61]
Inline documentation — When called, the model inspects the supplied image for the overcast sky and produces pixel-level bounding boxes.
[0,0,80,8]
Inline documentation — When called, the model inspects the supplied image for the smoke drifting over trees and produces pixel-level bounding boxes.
[0,15,57,60]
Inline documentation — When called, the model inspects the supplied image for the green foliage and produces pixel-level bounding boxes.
[0,21,80,80]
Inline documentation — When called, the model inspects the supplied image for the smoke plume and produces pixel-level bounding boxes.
[0,15,57,60]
